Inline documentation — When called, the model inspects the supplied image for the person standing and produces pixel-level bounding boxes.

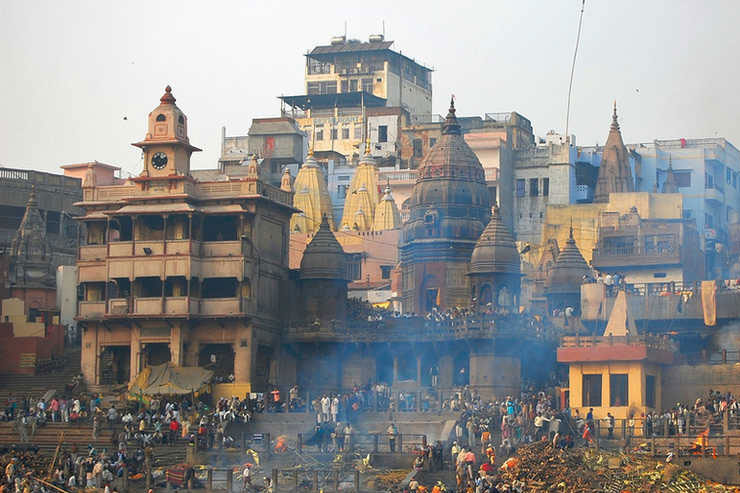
[320,395,330,423]
[386,422,397,452]
[330,395,339,423]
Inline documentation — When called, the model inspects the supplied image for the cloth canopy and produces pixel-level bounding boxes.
[128,363,213,396]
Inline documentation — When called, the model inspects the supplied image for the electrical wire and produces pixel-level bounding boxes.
[565,0,586,140]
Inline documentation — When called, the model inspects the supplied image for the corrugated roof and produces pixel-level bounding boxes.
[310,40,393,56]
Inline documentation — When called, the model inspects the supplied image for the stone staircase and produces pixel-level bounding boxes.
[0,348,82,404]
[243,410,458,450]
[0,421,114,454]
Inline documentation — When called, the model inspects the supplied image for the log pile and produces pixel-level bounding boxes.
[498,441,740,492]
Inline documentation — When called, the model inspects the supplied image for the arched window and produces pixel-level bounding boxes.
[156,114,166,122]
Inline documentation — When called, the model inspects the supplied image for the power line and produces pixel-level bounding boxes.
[565,0,586,140]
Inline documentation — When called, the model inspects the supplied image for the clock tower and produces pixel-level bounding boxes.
[133,85,201,177]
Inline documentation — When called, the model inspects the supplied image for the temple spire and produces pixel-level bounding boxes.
[662,153,679,193]
[611,100,619,131]
[594,102,634,202]
[442,95,461,135]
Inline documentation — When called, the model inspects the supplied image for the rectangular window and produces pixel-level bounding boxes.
[341,80,349,93]
[542,178,549,197]
[362,78,373,93]
[429,137,437,147]
[346,253,362,280]
[342,126,350,139]
[378,125,388,143]
[316,129,324,141]
[529,178,538,196]
[331,128,338,140]
[307,82,320,95]
[582,374,602,407]
[350,79,358,92]
[380,265,392,279]
[609,374,628,407]
[675,171,691,188]
[645,375,656,408]
[516,179,526,197]
[354,124,362,139]
[413,139,423,158]
[733,172,737,189]
[727,167,732,184]
[705,213,714,228]
[705,172,714,188]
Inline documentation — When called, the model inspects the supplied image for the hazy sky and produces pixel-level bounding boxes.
[2,1,739,177]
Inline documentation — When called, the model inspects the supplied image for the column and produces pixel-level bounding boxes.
[130,326,141,381]
[170,323,184,366]
[233,324,254,386]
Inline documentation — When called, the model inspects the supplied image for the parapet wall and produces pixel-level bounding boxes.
[662,362,740,408]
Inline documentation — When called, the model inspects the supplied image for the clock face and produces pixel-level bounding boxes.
[152,152,168,170]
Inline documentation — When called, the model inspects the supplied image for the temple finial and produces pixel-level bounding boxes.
[569,217,574,240]
[610,100,620,131]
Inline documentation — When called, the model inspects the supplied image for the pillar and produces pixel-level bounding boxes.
[130,326,142,382]
[170,324,184,366]
[233,324,254,385]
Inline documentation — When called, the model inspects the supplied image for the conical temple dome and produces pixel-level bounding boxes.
[469,206,520,275]
[341,145,379,231]
[300,215,347,280]
[291,153,334,234]
[594,102,634,203]
[373,185,402,231]
[545,226,590,295]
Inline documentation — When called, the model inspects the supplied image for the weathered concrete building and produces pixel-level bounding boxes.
[75,87,295,395]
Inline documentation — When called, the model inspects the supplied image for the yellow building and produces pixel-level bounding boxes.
[542,191,684,264]
[340,147,379,231]
[557,291,675,420]
[373,185,402,231]
[279,36,431,164]
[290,152,335,234]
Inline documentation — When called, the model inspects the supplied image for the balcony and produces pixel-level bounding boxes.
[79,245,106,262]
[201,241,242,257]
[704,186,724,205]
[591,246,680,269]
[200,298,242,316]
[109,242,133,257]
[134,297,163,315]
[79,297,253,318]
[78,264,107,283]
[108,298,130,315]
[165,297,198,315]
[136,241,164,256]
[78,301,106,319]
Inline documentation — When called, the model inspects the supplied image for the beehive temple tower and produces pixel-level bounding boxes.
[400,97,491,313]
